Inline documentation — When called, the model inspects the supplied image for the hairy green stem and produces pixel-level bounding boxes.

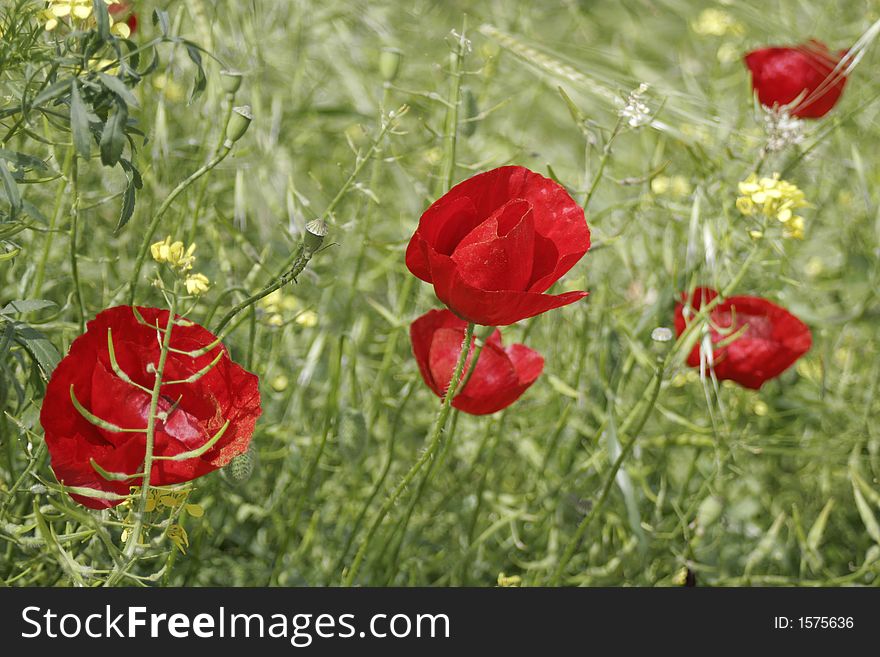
[549,362,664,585]
[105,288,178,586]
[343,322,475,586]
[127,147,232,304]
[32,147,73,298]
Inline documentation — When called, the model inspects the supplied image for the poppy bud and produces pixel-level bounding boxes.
[379,47,403,82]
[304,218,328,255]
[225,105,253,147]
[222,445,257,485]
[220,69,243,95]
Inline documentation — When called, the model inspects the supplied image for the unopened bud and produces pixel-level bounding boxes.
[304,219,328,254]
[220,69,244,95]
[225,105,253,146]
[379,47,403,82]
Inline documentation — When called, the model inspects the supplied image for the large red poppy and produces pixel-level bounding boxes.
[405,166,590,326]
[674,287,812,389]
[410,308,544,415]
[744,41,847,118]
[40,306,261,509]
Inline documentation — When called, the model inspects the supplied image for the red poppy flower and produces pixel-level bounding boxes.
[405,166,590,326]
[674,287,812,389]
[108,2,138,33]
[40,306,261,509]
[410,308,544,415]
[744,40,847,118]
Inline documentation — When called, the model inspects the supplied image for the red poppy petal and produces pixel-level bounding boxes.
[744,43,846,118]
[451,198,535,292]
[428,248,587,325]
[505,343,545,387]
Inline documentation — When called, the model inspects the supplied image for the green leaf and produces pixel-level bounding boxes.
[100,102,128,166]
[114,159,142,233]
[184,42,207,104]
[806,498,834,552]
[69,80,92,160]
[92,0,111,40]
[0,149,48,171]
[0,160,21,219]
[152,9,170,35]
[853,484,880,544]
[13,322,60,379]
[1,300,56,315]
[97,72,140,109]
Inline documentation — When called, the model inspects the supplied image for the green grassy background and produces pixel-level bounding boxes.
[2,0,880,586]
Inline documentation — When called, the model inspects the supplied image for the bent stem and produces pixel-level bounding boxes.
[127,148,232,305]
[105,289,178,586]
[549,361,664,586]
[342,321,476,586]
[69,154,85,332]
[547,232,767,585]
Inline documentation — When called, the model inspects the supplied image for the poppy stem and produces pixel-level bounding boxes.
[583,116,624,212]
[342,321,476,586]
[549,361,664,585]
[105,288,179,586]
[69,153,85,333]
[126,148,232,306]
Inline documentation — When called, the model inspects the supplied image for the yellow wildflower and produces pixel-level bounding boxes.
[736,173,809,239]
[166,524,190,554]
[184,273,210,296]
[150,236,197,272]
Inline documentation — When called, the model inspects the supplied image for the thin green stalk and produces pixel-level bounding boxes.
[68,154,85,332]
[212,107,404,336]
[212,243,308,334]
[436,18,467,195]
[32,146,73,298]
[186,94,235,244]
[330,382,415,582]
[105,287,178,586]
[549,362,664,585]
[343,322,475,586]
[583,116,623,212]
[379,411,462,584]
[268,336,343,585]
[127,148,232,304]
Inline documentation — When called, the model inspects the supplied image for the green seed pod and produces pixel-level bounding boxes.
[461,87,478,137]
[222,445,257,486]
[220,69,244,95]
[225,105,253,145]
[337,408,368,461]
[379,47,403,83]
[304,219,328,255]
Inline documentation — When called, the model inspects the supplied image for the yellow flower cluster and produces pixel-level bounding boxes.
[44,0,132,38]
[121,487,204,551]
[150,236,211,296]
[736,173,808,240]
[259,290,318,328]
[151,236,196,272]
